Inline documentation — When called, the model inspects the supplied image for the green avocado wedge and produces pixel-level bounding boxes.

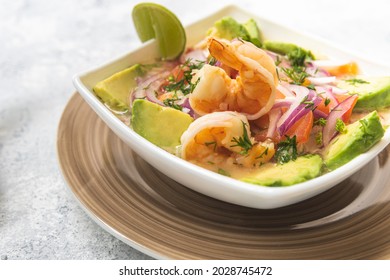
[243,18,263,47]
[132,3,186,60]
[93,64,143,111]
[207,17,250,41]
[207,17,263,47]
[263,41,315,66]
[337,76,390,110]
[241,154,323,186]
[131,99,193,152]
[323,111,385,170]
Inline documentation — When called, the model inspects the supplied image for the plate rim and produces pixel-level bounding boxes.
[57,92,390,260]
[71,4,390,209]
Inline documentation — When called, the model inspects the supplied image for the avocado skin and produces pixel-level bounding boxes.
[241,154,323,186]
[337,77,390,110]
[131,99,193,151]
[93,64,143,111]
[323,111,385,170]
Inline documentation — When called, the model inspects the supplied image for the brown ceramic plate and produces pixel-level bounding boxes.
[57,93,390,259]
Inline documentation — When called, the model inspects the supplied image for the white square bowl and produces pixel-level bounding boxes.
[73,5,390,209]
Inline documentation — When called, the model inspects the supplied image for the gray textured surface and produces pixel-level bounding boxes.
[0,0,389,259]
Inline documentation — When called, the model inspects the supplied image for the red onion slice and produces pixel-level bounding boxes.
[305,64,331,77]
[267,108,282,138]
[310,60,348,68]
[307,76,336,85]
[326,85,349,95]
[322,95,357,146]
[130,70,171,107]
[277,88,320,135]
[315,86,339,110]
[277,83,295,97]
[179,97,195,118]
[180,49,207,64]
[272,98,294,109]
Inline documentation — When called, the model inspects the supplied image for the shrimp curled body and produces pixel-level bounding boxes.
[180,111,274,168]
[189,38,278,120]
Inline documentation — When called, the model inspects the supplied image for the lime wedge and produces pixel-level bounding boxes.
[132,3,186,60]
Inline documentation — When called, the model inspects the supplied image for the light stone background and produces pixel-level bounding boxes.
[0,0,389,259]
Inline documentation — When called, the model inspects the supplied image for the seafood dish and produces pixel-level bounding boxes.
[92,14,390,187]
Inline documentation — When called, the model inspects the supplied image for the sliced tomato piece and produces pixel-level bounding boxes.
[316,97,338,115]
[324,62,359,77]
[335,94,358,123]
[285,111,314,143]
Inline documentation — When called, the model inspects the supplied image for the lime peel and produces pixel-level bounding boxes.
[132,3,186,60]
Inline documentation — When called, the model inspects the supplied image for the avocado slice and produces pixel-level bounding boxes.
[93,64,143,111]
[131,99,193,151]
[263,41,315,66]
[243,19,263,47]
[337,76,390,110]
[263,41,299,55]
[207,17,250,41]
[241,154,323,186]
[323,111,385,170]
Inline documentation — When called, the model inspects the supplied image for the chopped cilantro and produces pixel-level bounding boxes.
[314,118,327,127]
[315,131,323,146]
[324,97,331,107]
[164,59,204,95]
[335,118,347,134]
[275,135,298,164]
[163,97,182,111]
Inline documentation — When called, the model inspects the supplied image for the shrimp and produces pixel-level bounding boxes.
[180,111,275,168]
[189,37,278,120]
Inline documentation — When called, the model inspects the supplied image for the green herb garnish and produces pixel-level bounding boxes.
[275,135,298,164]
[208,56,217,66]
[281,66,309,85]
[163,97,182,111]
[230,121,253,155]
[300,95,316,110]
[315,131,323,146]
[324,98,331,107]
[255,147,269,159]
[275,55,282,66]
[335,118,347,134]
[286,47,314,67]
[345,78,369,86]
[314,118,327,127]
[218,168,230,177]
[306,84,315,90]
[164,59,204,95]
[205,141,217,151]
